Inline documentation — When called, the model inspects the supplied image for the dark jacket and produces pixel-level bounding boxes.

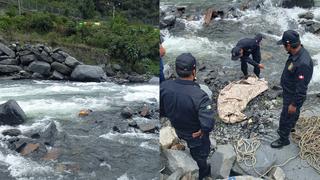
[281,46,313,106]
[160,79,215,136]
[236,38,261,67]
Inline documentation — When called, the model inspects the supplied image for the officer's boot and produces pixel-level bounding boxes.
[271,130,290,148]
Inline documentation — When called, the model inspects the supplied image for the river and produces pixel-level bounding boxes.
[0,80,159,180]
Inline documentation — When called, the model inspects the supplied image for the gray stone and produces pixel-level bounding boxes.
[52,48,61,53]
[43,46,52,54]
[282,0,314,8]
[232,144,276,176]
[2,129,22,136]
[50,71,64,80]
[18,50,32,56]
[0,100,26,126]
[29,61,51,76]
[163,15,176,26]
[0,43,15,57]
[105,64,116,76]
[163,149,198,174]
[210,144,236,179]
[31,72,44,79]
[24,121,57,146]
[148,77,159,84]
[0,59,18,65]
[128,75,146,83]
[51,62,72,75]
[0,55,10,60]
[20,54,37,65]
[138,122,157,133]
[65,56,81,68]
[112,64,122,71]
[0,65,22,74]
[39,51,53,63]
[51,52,65,63]
[298,12,314,20]
[270,167,285,180]
[58,51,69,58]
[121,107,133,119]
[71,65,107,82]
[160,126,178,149]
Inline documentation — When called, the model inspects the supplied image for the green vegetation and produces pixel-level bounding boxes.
[0,0,159,75]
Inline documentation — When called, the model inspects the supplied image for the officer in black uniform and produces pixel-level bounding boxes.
[160,53,215,180]
[271,30,313,148]
[231,34,265,78]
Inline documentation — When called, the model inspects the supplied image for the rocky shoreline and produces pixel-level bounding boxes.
[0,42,158,84]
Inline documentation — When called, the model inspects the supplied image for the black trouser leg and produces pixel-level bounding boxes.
[189,135,211,180]
[254,66,260,78]
[278,97,303,140]
[241,60,248,77]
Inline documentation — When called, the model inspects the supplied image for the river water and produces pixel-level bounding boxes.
[0,80,159,180]
[161,0,320,93]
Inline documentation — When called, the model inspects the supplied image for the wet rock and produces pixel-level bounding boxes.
[210,144,236,179]
[42,148,61,160]
[18,50,32,56]
[2,129,22,136]
[20,143,40,156]
[204,8,219,25]
[198,64,206,71]
[163,149,198,174]
[24,121,58,146]
[71,65,107,82]
[20,54,37,65]
[0,55,10,60]
[160,126,179,149]
[128,119,138,128]
[121,107,133,119]
[50,71,64,80]
[0,65,22,74]
[232,144,276,176]
[29,61,51,76]
[105,64,116,76]
[138,122,157,133]
[51,52,65,63]
[0,100,26,125]
[269,167,285,180]
[282,0,314,8]
[57,51,69,58]
[51,62,72,75]
[0,42,15,57]
[163,15,176,27]
[298,12,314,20]
[39,51,53,63]
[65,56,81,68]
[140,105,150,118]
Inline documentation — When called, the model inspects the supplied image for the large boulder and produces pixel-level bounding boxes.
[23,121,58,146]
[50,71,64,80]
[70,65,107,82]
[0,65,22,74]
[0,100,26,126]
[28,61,51,76]
[282,0,314,8]
[51,62,72,75]
[39,51,53,63]
[51,53,65,63]
[0,59,19,65]
[163,149,199,174]
[20,54,37,65]
[65,56,81,68]
[0,43,15,57]
[210,144,236,179]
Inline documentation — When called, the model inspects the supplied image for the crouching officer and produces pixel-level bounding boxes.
[271,30,313,148]
[231,34,265,78]
[160,53,215,180]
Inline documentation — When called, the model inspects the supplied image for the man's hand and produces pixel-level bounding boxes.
[192,129,204,138]
[258,64,265,69]
[288,104,297,114]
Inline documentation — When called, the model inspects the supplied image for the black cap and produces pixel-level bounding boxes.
[175,53,196,73]
[231,46,241,61]
[255,33,264,42]
[277,30,300,45]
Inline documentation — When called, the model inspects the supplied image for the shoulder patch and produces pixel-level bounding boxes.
[206,105,212,110]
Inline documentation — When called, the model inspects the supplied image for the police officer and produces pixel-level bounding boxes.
[160,35,166,83]
[160,53,215,180]
[271,30,313,148]
[231,34,265,78]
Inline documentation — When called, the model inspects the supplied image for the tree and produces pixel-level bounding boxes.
[79,0,96,19]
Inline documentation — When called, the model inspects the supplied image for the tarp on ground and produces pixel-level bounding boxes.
[217,76,268,123]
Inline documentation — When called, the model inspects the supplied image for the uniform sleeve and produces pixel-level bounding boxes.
[198,94,215,133]
[242,56,259,67]
[292,64,311,106]
[252,46,261,64]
